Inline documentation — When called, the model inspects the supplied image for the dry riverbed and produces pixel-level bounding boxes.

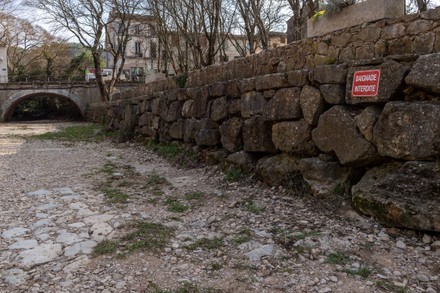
[0,122,439,293]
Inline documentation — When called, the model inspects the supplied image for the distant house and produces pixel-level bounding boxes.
[106,14,288,82]
[0,43,7,83]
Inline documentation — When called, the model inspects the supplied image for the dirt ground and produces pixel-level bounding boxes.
[0,121,439,293]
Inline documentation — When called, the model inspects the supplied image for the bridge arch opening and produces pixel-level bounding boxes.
[1,91,85,122]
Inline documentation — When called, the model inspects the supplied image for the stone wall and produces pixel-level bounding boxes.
[87,7,440,232]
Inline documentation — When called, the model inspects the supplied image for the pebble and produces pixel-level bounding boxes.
[396,240,407,249]
[416,273,430,282]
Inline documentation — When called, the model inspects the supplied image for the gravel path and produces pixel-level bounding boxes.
[0,122,439,293]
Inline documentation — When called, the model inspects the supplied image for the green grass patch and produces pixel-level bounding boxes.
[224,167,242,182]
[146,173,169,186]
[185,191,205,201]
[101,188,129,204]
[93,240,118,255]
[187,237,224,251]
[31,124,118,142]
[238,199,266,215]
[121,221,175,253]
[325,252,350,265]
[144,140,201,167]
[93,221,174,257]
[164,198,189,213]
[233,228,254,245]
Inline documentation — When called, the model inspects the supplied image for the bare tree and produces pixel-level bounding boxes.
[230,0,288,55]
[25,0,145,101]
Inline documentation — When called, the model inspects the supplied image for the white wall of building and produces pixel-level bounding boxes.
[0,46,8,83]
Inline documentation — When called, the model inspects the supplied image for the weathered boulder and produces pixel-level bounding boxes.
[195,119,221,146]
[166,101,183,122]
[193,86,211,118]
[170,121,184,139]
[183,118,198,143]
[228,99,241,115]
[298,156,356,197]
[182,100,194,118]
[255,73,290,91]
[209,81,226,97]
[272,120,316,156]
[312,64,347,84]
[287,70,309,87]
[355,106,382,141]
[373,101,440,160]
[346,60,408,104]
[320,84,346,105]
[352,161,440,232]
[241,91,266,118]
[263,87,302,121]
[312,106,381,166]
[300,85,326,126]
[255,154,302,188]
[406,53,440,93]
[243,115,276,153]
[225,151,258,174]
[210,97,228,122]
[220,118,244,153]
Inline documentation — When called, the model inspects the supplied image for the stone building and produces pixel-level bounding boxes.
[0,43,7,83]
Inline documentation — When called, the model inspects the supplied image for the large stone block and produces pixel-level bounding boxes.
[255,73,289,91]
[300,85,326,126]
[195,118,221,146]
[355,106,382,141]
[272,120,316,156]
[298,157,355,197]
[183,119,198,143]
[209,82,226,97]
[287,70,309,87]
[312,64,347,84]
[373,101,440,160]
[263,87,302,121]
[220,118,243,152]
[320,84,346,105]
[346,60,408,104]
[312,106,381,166]
[352,161,440,232]
[165,101,183,122]
[406,53,440,93]
[225,151,258,174]
[209,97,228,123]
[255,154,302,188]
[241,91,266,118]
[243,115,276,153]
[170,121,184,139]
[182,100,194,118]
[193,86,211,118]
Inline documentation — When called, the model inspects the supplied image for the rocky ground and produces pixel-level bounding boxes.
[0,122,439,293]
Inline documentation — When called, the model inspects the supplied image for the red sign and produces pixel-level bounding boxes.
[352,70,381,97]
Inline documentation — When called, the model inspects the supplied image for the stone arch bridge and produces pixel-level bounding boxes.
[0,82,139,122]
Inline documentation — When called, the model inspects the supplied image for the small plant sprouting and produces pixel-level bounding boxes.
[101,188,129,204]
[93,240,118,255]
[164,198,189,213]
[185,191,205,201]
[187,237,224,251]
[224,167,242,182]
[325,252,350,265]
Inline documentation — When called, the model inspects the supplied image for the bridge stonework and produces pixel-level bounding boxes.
[0,83,138,122]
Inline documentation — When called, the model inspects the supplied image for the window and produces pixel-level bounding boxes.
[134,24,141,35]
[135,42,142,57]
[150,42,157,59]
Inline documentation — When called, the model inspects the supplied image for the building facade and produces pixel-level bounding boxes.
[0,44,8,83]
